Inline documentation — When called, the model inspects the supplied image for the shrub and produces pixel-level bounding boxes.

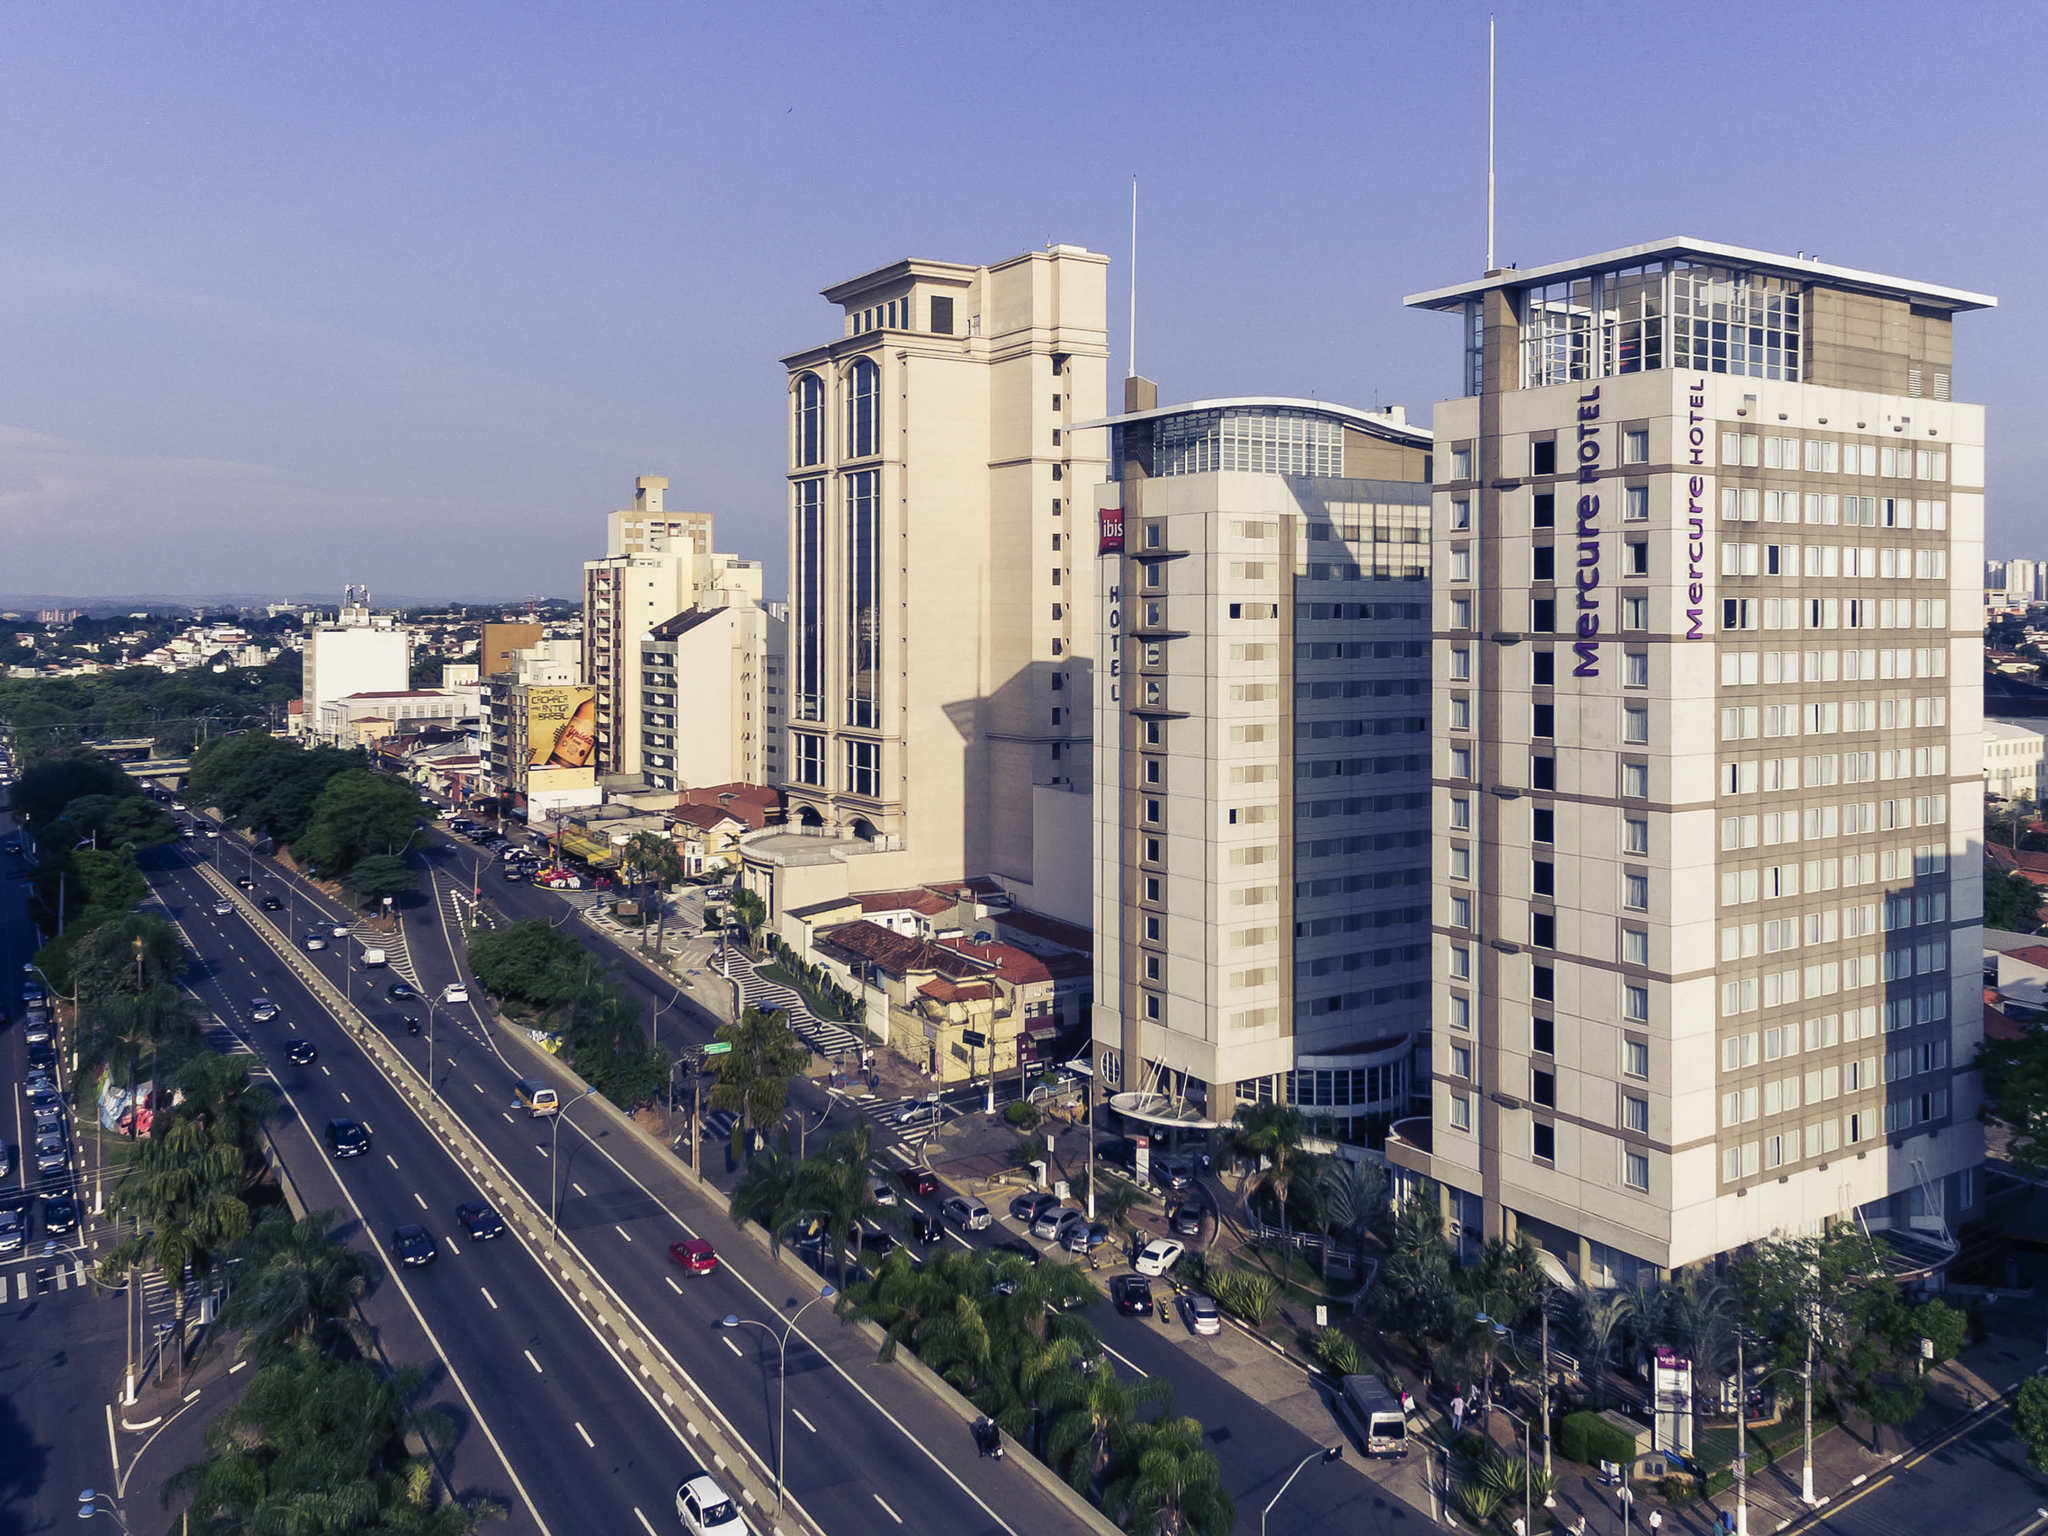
[1555,1409,1638,1469]
[1456,1481,1505,1522]
[1210,1269,1278,1326]
[1004,1100,1040,1129]
[1012,1136,1050,1169]
[1310,1327,1360,1378]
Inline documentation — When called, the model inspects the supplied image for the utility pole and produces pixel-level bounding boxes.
[1540,1301,1552,1477]
[1735,1330,1749,1536]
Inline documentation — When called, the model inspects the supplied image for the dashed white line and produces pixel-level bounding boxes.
[385,1154,398,1170]
[413,1192,427,1210]
[792,1408,817,1433]
[524,1349,543,1374]
[481,1286,497,1310]
[575,1421,594,1448]
[472,1082,484,1094]
[614,1225,633,1243]
[572,1181,588,1197]
[720,1336,743,1358]
[632,1509,656,1536]
[873,1494,903,1524]
[340,1092,351,1104]
[320,1065,331,1077]
[665,1276,683,1294]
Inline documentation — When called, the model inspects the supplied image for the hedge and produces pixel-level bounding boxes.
[1555,1410,1638,1469]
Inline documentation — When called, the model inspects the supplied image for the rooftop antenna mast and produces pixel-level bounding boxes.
[1486,15,1496,271]
[1128,175,1138,379]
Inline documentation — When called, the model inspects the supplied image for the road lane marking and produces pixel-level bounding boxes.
[524,1349,543,1374]
[1095,1336,1150,1379]
[874,1495,903,1524]
[633,1511,656,1536]
[502,1112,514,1124]
[721,1336,742,1357]
[481,1287,498,1310]
[413,1192,427,1210]
[385,1155,398,1170]
[792,1408,816,1433]
[573,1182,588,1197]
[472,1082,483,1094]
[666,1276,682,1294]
[614,1225,632,1242]
[340,1092,350,1104]
[575,1421,594,1448]
[321,1066,331,1077]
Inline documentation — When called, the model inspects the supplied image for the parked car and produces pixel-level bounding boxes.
[391,1224,437,1267]
[1009,1190,1058,1225]
[1181,1293,1222,1336]
[1170,1201,1207,1239]
[0,1208,22,1253]
[1031,1205,1079,1242]
[1063,1221,1112,1256]
[668,1238,718,1275]
[1134,1238,1187,1277]
[1110,1274,1155,1317]
[456,1202,505,1242]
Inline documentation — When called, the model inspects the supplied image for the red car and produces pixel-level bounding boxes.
[901,1168,939,1197]
[669,1238,717,1275]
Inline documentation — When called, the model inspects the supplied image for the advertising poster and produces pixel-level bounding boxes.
[525,686,597,769]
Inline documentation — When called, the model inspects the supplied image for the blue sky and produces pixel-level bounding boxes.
[1,0,2039,600]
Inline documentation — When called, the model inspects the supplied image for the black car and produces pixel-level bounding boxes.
[235,876,255,890]
[909,1211,942,1245]
[326,1118,371,1158]
[391,1224,437,1267]
[42,1194,78,1235]
[284,1039,317,1066]
[991,1238,1041,1267]
[26,1045,55,1073]
[1110,1274,1154,1317]
[386,981,417,1001]
[455,1202,505,1242]
[261,896,283,911]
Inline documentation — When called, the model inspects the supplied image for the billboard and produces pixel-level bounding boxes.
[525,686,597,770]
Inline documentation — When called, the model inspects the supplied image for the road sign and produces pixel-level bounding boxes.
[700,1041,733,1056]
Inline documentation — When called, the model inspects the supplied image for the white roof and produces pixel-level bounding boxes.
[1404,236,1996,315]
[1074,396,1431,446]
[1985,719,2047,743]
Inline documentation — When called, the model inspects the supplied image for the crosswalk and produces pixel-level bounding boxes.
[723,953,865,1056]
[8,1259,90,1299]
[856,1094,951,1152]
[203,1019,255,1057]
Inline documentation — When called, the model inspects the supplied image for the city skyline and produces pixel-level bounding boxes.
[2,0,2039,598]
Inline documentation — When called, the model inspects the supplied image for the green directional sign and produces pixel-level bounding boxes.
[700,1041,733,1056]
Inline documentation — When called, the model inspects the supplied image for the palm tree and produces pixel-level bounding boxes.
[100,1115,252,1368]
[221,1208,373,1365]
[1232,1101,1310,1257]
[728,1145,797,1243]
[705,1006,808,1160]
[788,1124,892,1280]
[1103,1414,1236,1536]
[1046,1352,1173,1492]
[173,1051,273,1181]
[1574,1285,1630,1410]
[1318,1157,1388,1279]
[622,831,680,952]
[1619,1270,1669,1381]
[1666,1269,1734,1450]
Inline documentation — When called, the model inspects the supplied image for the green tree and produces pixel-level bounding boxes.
[1046,1354,1172,1492]
[1978,1029,2048,1178]
[56,792,176,852]
[1572,1285,1631,1410]
[729,884,767,952]
[220,1208,374,1366]
[12,748,134,830]
[1985,859,2043,932]
[1912,1297,1968,1364]
[344,851,418,907]
[705,1006,808,1160]
[1103,1415,1236,1536]
[785,1124,894,1280]
[2015,1376,2048,1473]
[66,912,186,1007]
[295,768,421,879]
[1318,1157,1389,1273]
[465,919,589,1015]
[622,831,682,952]
[99,1115,254,1364]
[1231,1101,1310,1253]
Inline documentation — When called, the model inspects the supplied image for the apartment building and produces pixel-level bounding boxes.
[581,477,763,779]
[1984,719,2044,802]
[1393,238,1992,1282]
[640,602,786,792]
[766,245,1110,926]
[303,594,409,746]
[1088,383,1434,1143]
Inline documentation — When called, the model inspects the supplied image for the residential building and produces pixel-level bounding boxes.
[481,622,543,677]
[607,475,714,559]
[1984,719,2045,802]
[316,688,475,747]
[1086,384,1436,1148]
[768,245,1110,926]
[1393,238,1991,1282]
[640,600,786,793]
[2008,558,2040,608]
[303,593,410,745]
[480,644,599,819]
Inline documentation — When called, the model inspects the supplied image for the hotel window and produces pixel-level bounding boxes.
[845,357,879,457]
[1624,540,1649,577]
[1143,797,1161,824]
[1623,705,1649,744]
[1144,915,1161,941]
[1624,485,1650,521]
[1144,759,1162,785]
[1449,746,1472,779]
[1143,563,1162,589]
[1448,1093,1472,1131]
[1450,497,1472,530]
[792,477,825,722]
[1532,491,1556,528]
[792,731,824,787]
[1622,761,1649,798]
[1451,697,1471,730]
[1449,796,1472,830]
[1531,911,1556,948]
[1532,858,1554,895]
[1450,845,1472,880]
[1532,648,1555,685]
[1144,877,1161,902]
[1624,872,1650,911]
[1449,994,1471,1031]
[1450,647,1472,680]
[1624,1151,1651,1191]
[1531,754,1555,789]
[1623,1038,1650,1078]
[1624,650,1649,687]
[1532,545,1556,582]
[1532,1016,1555,1054]
[1533,806,1554,842]
[1144,994,1161,1021]
[1623,816,1649,855]
[1531,438,1558,476]
[1622,429,1649,464]
[1531,1069,1556,1108]
[1531,597,1556,632]
[1450,547,1472,582]
[844,469,881,727]
[793,373,824,467]
[1623,927,1649,965]
[1450,597,1472,629]
[1532,1121,1556,1162]
[843,738,880,797]
[1143,521,1161,549]
[1449,1043,1472,1079]
[1621,594,1650,631]
[1449,946,1472,980]
[1623,1095,1650,1134]
[1450,894,1473,929]
[1623,982,1650,1021]
[1450,445,1473,479]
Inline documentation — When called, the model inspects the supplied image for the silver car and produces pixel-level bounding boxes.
[1182,1293,1222,1336]
[0,1208,22,1254]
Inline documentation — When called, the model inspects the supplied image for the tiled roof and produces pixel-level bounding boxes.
[2003,945,2048,971]
[856,887,955,917]
[936,937,1052,985]
[815,920,984,979]
[917,976,997,1004]
[670,804,741,832]
[995,909,1093,955]
[1986,1002,2026,1042]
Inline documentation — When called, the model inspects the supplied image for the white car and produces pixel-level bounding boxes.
[674,1471,746,1536]
[442,983,469,1004]
[303,934,327,952]
[1134,1238,1186,1277]
[212,899,233,916]
[330,923,349,939]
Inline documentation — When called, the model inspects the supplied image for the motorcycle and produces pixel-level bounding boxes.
[406,1019,421,1036]
[971,1417,1004,1460]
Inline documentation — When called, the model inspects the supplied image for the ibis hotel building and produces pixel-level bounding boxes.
[1388,239,1994,1282]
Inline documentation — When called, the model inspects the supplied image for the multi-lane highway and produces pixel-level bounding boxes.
[146,820,1092,1536]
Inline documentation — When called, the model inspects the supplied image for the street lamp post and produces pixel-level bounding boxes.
[720,1287,837,1513]
[545,1088,601,1240]
[1495,1403,1552,1536]
[1260,1446,1343,1536]
[76,1490,131,1531]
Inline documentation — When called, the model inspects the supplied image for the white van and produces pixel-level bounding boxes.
[361,947,388,968]
[1340,1375,1409,1458]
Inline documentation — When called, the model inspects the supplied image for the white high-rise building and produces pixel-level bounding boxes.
[1393,239,1993,1283]
[303,592,409,746]
[1087,383,1435,1143]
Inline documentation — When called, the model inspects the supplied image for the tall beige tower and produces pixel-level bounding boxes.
[771,246,1110,923]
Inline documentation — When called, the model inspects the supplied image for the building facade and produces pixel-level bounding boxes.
[303,599,410,746]
[1088,387,1435,1146]
[771,245,1110,926]
[640,602,787,793]
[1390,239,1992,1282]
[1984,719,2044,802]
[607,476,713,559]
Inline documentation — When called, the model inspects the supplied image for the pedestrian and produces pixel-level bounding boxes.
[1450,1395,1466,1433]
[1570,1519,1587,1536]
[1647,1512,1662,1532]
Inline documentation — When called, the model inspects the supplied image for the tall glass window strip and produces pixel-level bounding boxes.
[794,373,824,468]
[791,730,824,787]
[844,737,880,798]
[845,357,879,458]
[1517,260,1793,386]
[1669,264,1800,382]
[844,469,880,728]
[792,477,824,723]
[1154,408,1345,477]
